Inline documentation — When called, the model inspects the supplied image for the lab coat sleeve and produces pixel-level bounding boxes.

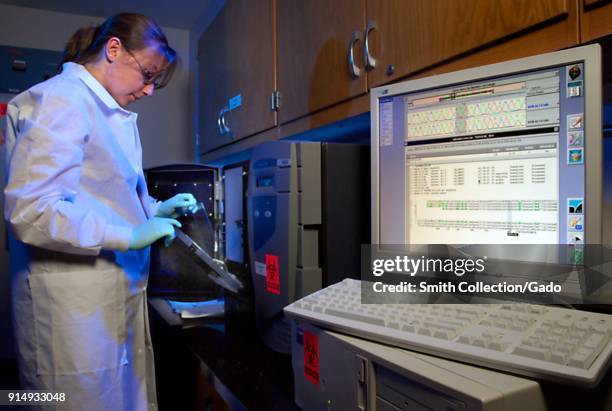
[4,89,133,254]
[148,195,161,217]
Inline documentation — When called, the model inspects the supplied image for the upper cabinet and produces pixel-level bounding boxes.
[199,0,581,158]
[198,0,276,153]
[275,0,573,125]
[580,0,612,42]
[276,0,368,125]
[365,0,572,87]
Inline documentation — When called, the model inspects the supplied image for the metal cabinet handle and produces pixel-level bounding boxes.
[221,108,230,135]
[348,30,362,79]
[218,106,230,136]
[364,20,377,70]
[217,108,225,135]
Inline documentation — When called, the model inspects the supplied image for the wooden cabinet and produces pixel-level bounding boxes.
[580,0,612,42]
[276,0,367,125]
[199,0,580,158]
[198,0,276,153]
[275,0,574,124]
[365,0,572,87]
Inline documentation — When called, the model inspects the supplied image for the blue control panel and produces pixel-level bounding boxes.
[0,45,62,94]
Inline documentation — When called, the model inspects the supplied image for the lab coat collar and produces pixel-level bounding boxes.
[62,62,137,118]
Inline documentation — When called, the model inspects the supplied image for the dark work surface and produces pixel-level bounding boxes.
[150,299,299,411]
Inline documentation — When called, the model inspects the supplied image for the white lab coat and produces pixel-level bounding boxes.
[4,62,160,411]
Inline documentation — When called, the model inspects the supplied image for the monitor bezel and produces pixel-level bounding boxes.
[371,44,602,245]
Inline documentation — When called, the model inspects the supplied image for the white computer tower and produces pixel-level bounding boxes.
[291,320,546,411]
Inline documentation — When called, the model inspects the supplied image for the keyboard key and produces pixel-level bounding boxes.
[550,351,569,364]
[584,333,606,351]
[433,330,455,340]
[555,345,572,356]
[488,340,509,351]
[472,338,487,348]
[514,345,549,360]
[569,348,595,369]
[456,335,473,345]
[324,308,386,326]
[564,337,582,348]
[576,322,590,332]
[528,306,548,315]
[417,327,431,336]
[590,323,610,336]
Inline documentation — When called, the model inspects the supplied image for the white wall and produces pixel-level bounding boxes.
[131,25,191,168]
[0,3,192,361]
[0,3,192,168]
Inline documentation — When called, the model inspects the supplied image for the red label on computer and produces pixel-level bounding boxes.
[304,331,320,385]
[0,103,7,116]
[265,254,280,294]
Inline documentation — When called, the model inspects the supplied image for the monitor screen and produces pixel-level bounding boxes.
[372,45,602,247]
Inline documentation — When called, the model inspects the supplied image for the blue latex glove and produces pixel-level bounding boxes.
[129,217,182,250]
[156,193,197,218]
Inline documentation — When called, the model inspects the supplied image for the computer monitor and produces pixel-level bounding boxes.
[371,45,602,248]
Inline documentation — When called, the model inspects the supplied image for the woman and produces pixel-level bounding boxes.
[4,13,195,410]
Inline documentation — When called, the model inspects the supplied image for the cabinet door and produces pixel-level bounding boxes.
[277,0,367,124]
[366,0,571,87]
[580,0,612,42]
[199,0,276,153]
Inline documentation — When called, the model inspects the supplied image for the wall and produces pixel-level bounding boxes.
[0,3,192,361]
[131,26,191,168]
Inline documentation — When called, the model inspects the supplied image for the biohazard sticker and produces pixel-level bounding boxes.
[265,254,280,294]
[304,331,320,386]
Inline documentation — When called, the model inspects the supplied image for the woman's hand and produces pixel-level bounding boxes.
[129,217,182,250]
[156,193,197,218]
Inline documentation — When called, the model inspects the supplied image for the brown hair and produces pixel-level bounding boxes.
[61,13,178,89]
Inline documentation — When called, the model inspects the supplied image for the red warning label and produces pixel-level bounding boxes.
[265,254,280,294]
[0,103,7,116]
[304,331,320,385]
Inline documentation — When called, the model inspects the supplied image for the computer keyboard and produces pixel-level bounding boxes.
[284,278,612,386]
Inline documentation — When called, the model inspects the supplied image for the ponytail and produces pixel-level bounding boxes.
[60,26,98,66]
